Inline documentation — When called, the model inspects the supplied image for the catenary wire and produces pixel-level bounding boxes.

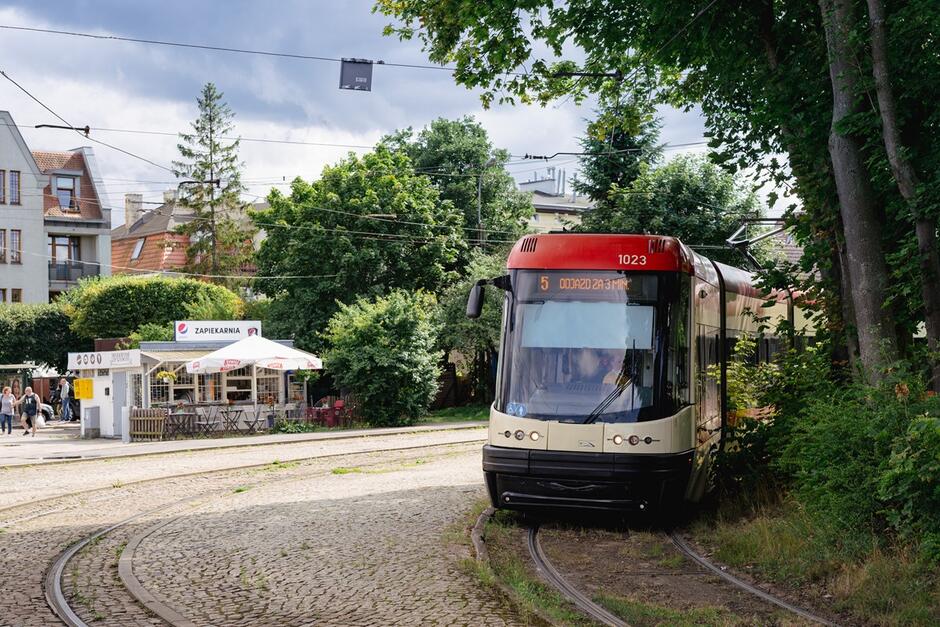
[0,23,529,76]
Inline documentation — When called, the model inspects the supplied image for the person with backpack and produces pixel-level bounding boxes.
[16,386,41,437]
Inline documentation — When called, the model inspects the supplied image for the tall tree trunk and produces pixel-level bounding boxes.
[758,0,859,363]
[819,0,899,380]
[866,0,940,390]
[834,219,860,367]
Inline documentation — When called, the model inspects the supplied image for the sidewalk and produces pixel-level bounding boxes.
[0,420,488,467]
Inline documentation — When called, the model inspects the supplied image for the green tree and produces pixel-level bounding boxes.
[578,155,761,266]
[382,116,532,249]
[0,304,89,372]
[374,0,940,378]
[173,82,256,281]
[574,97,663,209]
[437,249,506,400]
[323,290,442,427]
[60,275,243,339]
[252,146,466,352]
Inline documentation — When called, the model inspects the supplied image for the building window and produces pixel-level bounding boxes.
[0,169,5,203]
[131,237,146,261]
[0,230,5,263]
[10,230,21,264]
[48,235,81,263]
[11,289,22,303]
[9,171,20,205]
[0,289,5,303]
[56,176,78,210]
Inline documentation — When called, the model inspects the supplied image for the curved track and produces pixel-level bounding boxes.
[526,525,629,627]
[667,531,839,626]
[525,524,839,627]
[39,439,482,627]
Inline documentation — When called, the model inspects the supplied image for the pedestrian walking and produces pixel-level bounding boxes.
[58,377,72,422]
[1,386,15,435]
[16,386,41,437]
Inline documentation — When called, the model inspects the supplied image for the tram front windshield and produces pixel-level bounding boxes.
[498,270,686,424]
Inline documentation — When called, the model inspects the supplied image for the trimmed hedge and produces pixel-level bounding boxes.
[0,303,90,372]
[60,275,243,339]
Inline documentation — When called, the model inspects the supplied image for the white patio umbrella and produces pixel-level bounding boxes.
[185,335,322,374]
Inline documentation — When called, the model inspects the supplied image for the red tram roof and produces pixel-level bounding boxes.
[506,233,694,273]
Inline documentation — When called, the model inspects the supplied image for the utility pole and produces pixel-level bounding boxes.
[476,157,497,247]
[208,111,217,276]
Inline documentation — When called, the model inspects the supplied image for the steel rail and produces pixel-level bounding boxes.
[527,525,629,627]
[42,440,480,626]
[668,531,840,626]
[1,431,485,525]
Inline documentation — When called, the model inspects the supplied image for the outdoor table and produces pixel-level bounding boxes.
[164,411,197,439]
[219,407,244,433]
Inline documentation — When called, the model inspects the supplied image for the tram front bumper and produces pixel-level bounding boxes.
[482,444,694,512]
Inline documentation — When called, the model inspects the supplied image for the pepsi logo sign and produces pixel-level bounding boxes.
[177,322,189,335]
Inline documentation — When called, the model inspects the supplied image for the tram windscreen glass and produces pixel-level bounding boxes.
[500,270,665,423]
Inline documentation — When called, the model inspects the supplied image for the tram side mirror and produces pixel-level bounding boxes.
[466,280,486,319]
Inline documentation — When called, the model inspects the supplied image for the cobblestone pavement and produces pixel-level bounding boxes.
[0,427,486,511]
[0,432,519,627]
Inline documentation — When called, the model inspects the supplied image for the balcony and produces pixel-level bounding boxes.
[48,260,99,282]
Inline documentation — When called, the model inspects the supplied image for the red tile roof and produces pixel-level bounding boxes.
[31,150,103,221]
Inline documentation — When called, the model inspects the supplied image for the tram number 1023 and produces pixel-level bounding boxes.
[618,254,647,266]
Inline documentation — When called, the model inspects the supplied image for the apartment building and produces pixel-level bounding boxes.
[518,168,594,233]
[0,111,111,303]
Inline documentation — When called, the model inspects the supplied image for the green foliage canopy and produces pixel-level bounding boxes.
[0,304,90,372]
[60,275,243,339]
[577,155,761,266]
[382,116,532,246]
[323,290,442,427]
[252,146,466,352]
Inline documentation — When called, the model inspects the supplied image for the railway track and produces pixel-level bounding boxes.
[36,439,482,627]
[523,524,839,627]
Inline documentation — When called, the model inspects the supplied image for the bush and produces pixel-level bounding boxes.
[713,341,834,498]
[60,275,243,339]
[880,415,940,561]
[323,290,442,427]
[0,303,90,371]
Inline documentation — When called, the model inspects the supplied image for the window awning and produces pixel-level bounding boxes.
[141,350,211,364]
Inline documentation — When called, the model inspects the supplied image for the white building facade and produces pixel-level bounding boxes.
[0,111,111,303]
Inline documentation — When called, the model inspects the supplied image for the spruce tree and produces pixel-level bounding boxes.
[173,83,255,282]
[573,97,663,210]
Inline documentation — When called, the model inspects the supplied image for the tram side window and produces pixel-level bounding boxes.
[666,274,691,410]
[697,330,720,423]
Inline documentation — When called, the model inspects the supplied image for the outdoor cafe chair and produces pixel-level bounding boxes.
[242,407,267,435]
[194,406,222,438]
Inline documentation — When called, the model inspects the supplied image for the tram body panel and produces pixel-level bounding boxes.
[489,405,696,455]
[477,233,799,514]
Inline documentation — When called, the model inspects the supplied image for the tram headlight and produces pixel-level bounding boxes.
[628,435,640,446]
[612,434,624,446]
[514,429,525,440]
[530,431,541,441]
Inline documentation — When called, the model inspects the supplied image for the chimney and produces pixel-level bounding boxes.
[124,193,143,226]
[163,189,178,204]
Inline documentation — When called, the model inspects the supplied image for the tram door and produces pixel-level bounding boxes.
[688,275,722,500]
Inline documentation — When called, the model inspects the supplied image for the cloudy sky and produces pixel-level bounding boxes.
[0,0,709,225]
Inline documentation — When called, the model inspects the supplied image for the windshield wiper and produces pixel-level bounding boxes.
[582,340,637,425]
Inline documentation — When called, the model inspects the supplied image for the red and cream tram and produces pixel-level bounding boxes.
[466,233,810,513]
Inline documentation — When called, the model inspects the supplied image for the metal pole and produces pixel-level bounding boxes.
[476,172,483,248]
